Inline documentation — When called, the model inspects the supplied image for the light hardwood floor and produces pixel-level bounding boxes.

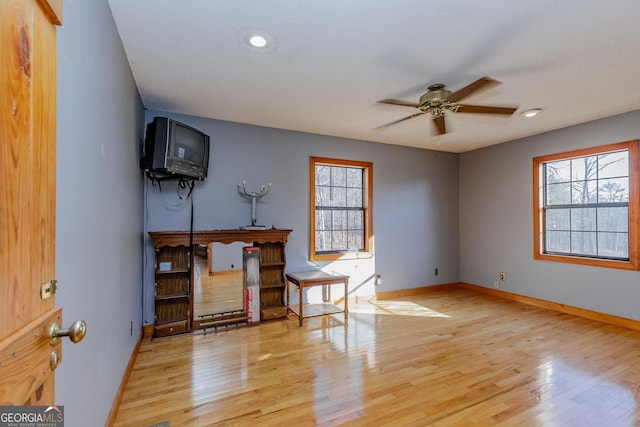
[114,289,640,426]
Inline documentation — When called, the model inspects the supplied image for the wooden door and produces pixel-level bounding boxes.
[0,0,63,405]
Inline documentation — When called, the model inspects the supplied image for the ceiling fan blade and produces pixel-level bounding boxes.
[374,112,426,129]
[378,98,420,108]
[447,77,499,103]
[432,115,446,135]
[456,104,517,115]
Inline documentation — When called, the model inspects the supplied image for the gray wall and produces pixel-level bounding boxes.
[56,0,144,426]
[460,110,640,320]
[142,110,460,324]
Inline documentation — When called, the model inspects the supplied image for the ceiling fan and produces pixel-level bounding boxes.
[376,76,517,135]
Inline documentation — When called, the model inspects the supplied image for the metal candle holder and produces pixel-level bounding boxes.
[237,180,271,230]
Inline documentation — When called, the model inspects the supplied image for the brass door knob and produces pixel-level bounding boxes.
[49,319,87,346]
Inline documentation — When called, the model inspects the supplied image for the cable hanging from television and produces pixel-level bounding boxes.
[149,174,195,207]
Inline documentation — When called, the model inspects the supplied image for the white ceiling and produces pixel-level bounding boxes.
[107,0,640,153]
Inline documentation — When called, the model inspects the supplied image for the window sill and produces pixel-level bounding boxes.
[534,252,639,271]
[311,251,374,262]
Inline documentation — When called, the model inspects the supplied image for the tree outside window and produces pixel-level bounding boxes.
[310,157,373,261]
[533,140,640,270]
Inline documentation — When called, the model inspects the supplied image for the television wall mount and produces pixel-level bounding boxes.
[237,180,271,230]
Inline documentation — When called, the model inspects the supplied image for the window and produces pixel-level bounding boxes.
[310,157,373,261]
[533,140,639,270]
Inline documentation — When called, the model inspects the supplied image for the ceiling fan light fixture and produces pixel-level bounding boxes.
[522,108,542,118]
[420,84,452,104]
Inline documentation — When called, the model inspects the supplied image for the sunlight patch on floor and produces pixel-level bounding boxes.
[350,299,451,318]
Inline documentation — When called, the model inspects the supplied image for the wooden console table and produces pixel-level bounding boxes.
[285,271,349,326]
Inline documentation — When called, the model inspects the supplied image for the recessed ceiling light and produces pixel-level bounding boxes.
[236,28,278,54]
[521,109,542,118]
[249,35,267,48]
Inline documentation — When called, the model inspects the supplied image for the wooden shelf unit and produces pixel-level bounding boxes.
[152,245,191,338]
[257,242,288,320]
[149,229,292,337]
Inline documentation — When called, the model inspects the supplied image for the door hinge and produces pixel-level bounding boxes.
[41,279,58,299]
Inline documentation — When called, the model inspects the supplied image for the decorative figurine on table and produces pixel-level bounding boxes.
[237,180,271,230]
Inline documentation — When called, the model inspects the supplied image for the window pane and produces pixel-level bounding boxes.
[598,232,628,258]
[546,208,570,231]
[571,156,597,181]
[571,231,597,256]
[597,207,628,232]
[347,168,363,188]
[571,180,597,204]
[348,230,364,250]
[331,186,346,207]
[547,160,571,183]
[348,210,363,229]
[315,210,331,230]
[571,208,596,231]
[332,210,347,231]
[598,178,628,202]
[546,231,570,253]
[331,167,346,186]
[598,151,628,178]
[331,231,347,251]
[316,186,330,206]
[316,165,330,185]
[315,231,331,252]
[346,188,362,207]
[547,183,571,205]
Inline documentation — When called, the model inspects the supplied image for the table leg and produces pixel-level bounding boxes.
[299,285,303,326]
[344,279,349,323]
[286,279,290,316]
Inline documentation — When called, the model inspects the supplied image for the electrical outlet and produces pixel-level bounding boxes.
[434,267,439,276]
[494,280,500,289]
[374,274,383,286]
[499,272,506,281]
[130,321,133,336]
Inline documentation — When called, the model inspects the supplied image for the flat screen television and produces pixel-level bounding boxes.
[140,117,210,180]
